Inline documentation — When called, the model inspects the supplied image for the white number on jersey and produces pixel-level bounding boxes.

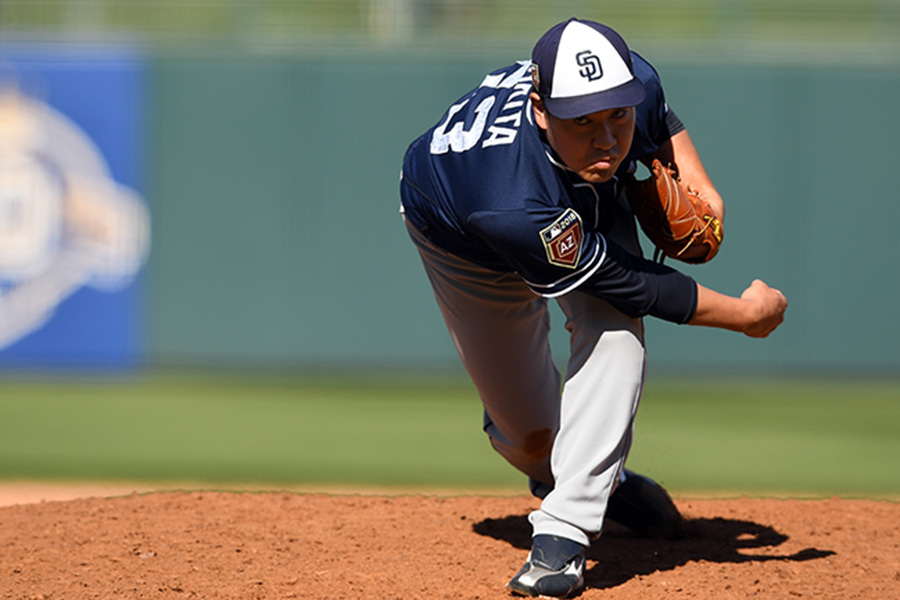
[429,61,533,155]
[429,96,496,155]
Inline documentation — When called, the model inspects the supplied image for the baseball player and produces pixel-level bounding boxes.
[399,18,786,598]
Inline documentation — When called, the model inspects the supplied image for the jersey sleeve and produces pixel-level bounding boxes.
[467,207,698,324]
[665,107,685,138]
[626,52,680,162]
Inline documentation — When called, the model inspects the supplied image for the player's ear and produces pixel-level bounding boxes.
[531,92,549,131]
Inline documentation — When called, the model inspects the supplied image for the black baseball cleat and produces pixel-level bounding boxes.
[604,469,683,537]
[507,534,586,598]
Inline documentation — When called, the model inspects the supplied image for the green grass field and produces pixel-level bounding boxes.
[0,371,897,498]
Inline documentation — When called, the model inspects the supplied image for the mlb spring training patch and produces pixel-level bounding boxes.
[540,209,583,268]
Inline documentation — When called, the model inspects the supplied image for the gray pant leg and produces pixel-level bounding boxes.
[529,292,645,546]
[406,221,561,485]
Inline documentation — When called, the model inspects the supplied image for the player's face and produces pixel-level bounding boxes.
[532,93,636,184]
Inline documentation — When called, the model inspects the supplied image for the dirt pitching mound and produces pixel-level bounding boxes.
[2,491,898,599]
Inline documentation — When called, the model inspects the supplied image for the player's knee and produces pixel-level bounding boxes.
[522,427,555,460]
[488,427,555,480]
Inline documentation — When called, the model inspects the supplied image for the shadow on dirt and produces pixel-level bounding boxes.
[472,513,835,590]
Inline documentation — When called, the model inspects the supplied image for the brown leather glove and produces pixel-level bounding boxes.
[626,159,724,264]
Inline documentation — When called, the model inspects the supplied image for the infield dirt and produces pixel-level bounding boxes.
[1,489,898,599]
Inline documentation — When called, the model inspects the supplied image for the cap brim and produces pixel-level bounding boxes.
[543,78,646,119]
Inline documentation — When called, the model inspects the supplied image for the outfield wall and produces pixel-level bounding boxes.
[147,52,900,373]
[3,49,898,372]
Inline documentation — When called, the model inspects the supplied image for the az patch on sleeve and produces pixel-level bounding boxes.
[540,209,583,268]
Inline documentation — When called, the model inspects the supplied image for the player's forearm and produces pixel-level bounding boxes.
[689,280,787,338]
[689,285,747,332]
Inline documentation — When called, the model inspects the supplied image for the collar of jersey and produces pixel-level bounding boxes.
[544,149,573,174]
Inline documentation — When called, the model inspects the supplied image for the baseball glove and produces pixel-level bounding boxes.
[626,159,723,264]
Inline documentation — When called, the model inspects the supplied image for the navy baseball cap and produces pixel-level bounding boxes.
[531,18,646,119]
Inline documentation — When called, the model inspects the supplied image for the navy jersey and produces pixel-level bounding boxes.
[400,55,697,324]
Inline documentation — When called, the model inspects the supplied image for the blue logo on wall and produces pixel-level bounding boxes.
[0,49,149,369]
